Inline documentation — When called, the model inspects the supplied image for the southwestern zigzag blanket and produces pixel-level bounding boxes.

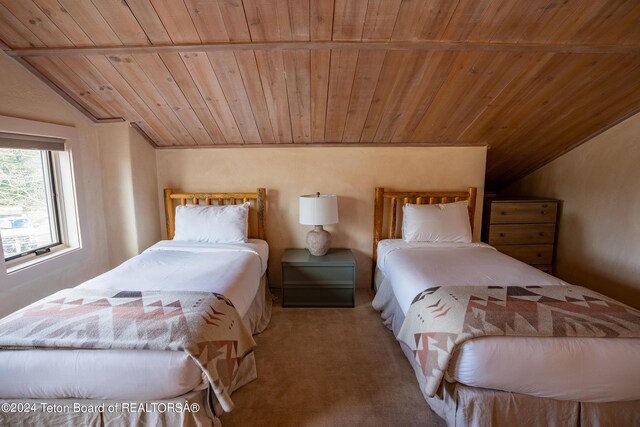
[397,285,640,397]
[0,288,255,412]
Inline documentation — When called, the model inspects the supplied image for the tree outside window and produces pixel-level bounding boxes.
[0,148,60,260]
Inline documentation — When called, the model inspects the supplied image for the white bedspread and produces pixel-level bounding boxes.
[376,240,640,402]
[79,239,268,316]
[377,240,567,314]
[0,240,267,400]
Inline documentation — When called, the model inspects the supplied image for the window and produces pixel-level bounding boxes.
[0,133,65,262]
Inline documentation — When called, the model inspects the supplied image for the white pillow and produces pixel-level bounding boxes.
[402,200,472,243]
[173,203,249,243]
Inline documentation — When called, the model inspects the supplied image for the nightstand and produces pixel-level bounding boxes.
[281,248,356,307]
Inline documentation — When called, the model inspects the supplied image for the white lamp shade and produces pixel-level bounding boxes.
[299,194,339,225]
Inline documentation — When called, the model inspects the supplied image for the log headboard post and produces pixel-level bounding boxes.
[372,187,385,275]
[468,186,477,232]
[371,186,478,290]
[257,187,266,241]
[164,188,176,240]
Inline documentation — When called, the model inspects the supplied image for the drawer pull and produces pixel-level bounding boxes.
[501,211,506,215]
[537,253,542,257]
[541,211,547,214]
[539,232,544,236]
[499,233,505,237]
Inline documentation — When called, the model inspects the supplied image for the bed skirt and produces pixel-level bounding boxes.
[243,275,273,335]
[372,269,640,427]
[0,388,217,427]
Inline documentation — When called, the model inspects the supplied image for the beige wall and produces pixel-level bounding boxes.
[98,123,137,266]
[129,127,162,253]
[156,146,487,288]
[508,112,640,309]
[98,123,161,268]
[0,51,109,317]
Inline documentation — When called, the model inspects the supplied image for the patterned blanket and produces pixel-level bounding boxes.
[397,285,640,397]
[0,288,256,412]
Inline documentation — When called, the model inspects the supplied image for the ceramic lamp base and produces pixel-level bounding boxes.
[306,225,331,256]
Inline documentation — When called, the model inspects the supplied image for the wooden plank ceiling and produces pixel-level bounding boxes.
[0,0,639,189]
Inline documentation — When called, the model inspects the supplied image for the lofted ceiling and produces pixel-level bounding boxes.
[0,0,639,189]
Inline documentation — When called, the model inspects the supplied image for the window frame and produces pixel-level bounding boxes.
[0,115,81,276]
[1,149,63,262]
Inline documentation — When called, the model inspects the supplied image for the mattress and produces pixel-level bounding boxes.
[0,240,268,400]
[374,240,640,402]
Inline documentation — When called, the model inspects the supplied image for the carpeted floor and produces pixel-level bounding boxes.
[220,290,446,427]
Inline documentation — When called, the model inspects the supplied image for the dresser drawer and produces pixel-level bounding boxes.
[283,286,354,307]
[282,265,354,285]
[490,202,557,224]
[495,244,554,265]
[488,224,556,245]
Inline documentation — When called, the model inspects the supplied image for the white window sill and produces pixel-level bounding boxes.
[6,245,80,275]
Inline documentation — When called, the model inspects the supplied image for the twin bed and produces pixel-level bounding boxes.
[0,188,271,427]
[371,187,640,426]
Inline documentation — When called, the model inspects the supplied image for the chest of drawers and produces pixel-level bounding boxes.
[482,198,560,273]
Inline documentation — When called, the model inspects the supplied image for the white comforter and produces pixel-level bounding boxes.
[0,240,268,400]
[79,239,268,315]
[376,240,640,402]
[377,240,567,314]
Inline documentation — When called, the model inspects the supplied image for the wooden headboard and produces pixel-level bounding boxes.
[164,188,266,240]
[372,187,477,286]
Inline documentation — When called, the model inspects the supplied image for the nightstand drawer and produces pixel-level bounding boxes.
[283,286,353,307]
[490,202,557,224]
[282,265,353,285]
[488,224,555,245]
[495,244,554,265]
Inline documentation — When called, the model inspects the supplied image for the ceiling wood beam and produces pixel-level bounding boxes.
[4,41,640,57]
[154,141,488,149]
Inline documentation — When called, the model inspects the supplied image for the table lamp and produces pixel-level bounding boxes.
[299,193,339,256]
